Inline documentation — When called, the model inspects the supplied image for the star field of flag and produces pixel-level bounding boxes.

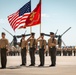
[8,1,31,30]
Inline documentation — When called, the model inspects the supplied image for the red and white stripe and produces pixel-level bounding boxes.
[8,11,30,30]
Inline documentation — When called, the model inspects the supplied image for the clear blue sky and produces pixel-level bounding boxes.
[0,0,76,46]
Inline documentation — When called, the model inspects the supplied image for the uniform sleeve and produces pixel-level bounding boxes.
[25,40,27,45]
[54,39,57,45]
[48,39,50,51]
[0,40,1,48]
[6,39,9,45]
[0,40,1,45]
[44,40,46,47]
[35,39,38,45]
[44,40,46,49]
[27,38,31,42]
[48,39,49,47]
[37,39,40,43]
[5,39,9,49]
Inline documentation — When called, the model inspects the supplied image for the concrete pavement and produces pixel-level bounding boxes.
[0,54,76,75]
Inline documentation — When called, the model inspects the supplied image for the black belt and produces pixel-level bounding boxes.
[30,47,35,49]
[1,48,6,49]
[40,47,44,49]
[21,47,26,49]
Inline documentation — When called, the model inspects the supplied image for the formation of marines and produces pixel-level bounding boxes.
[57,46,76,56]
[0,32,76,69]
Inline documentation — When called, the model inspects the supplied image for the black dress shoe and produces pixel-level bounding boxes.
[20,64,26,66]
[0,67,6,69]
[38,64,44,67]
[29,64,33,66]
[49,64,55,67]
[38,64,41,67]
[29,64,35,66]
[32,64,35,66]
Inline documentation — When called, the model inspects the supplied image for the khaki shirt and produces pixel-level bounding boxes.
[74,48,76,51]
[38,39,46,49]
[29,38,37,48]
[21,39,27,49]
[0,38,8,48]
[63,47,67,51]
[48,38,57,48]
[67,48,72,51]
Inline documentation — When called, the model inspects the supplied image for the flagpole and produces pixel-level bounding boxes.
[30,0,32,33]
[40,24,41,33]
[40,0,41,34]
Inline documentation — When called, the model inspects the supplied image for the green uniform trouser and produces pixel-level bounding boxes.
[57,51,61,56]
[21,47,26,65]
[29,47,35,65]
[1,48,7,68]
[63,50,67,56]
[49,47,56,65]
[67,51,72,56]
[39,48,45,66]
[74,51,76,56]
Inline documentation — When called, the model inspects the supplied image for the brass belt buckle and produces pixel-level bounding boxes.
[51,47,52,48]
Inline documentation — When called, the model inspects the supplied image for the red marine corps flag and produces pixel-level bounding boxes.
[26,0,41,27]
[19,0,41,28]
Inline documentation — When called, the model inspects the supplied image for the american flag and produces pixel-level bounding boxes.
[8,1,31,31]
